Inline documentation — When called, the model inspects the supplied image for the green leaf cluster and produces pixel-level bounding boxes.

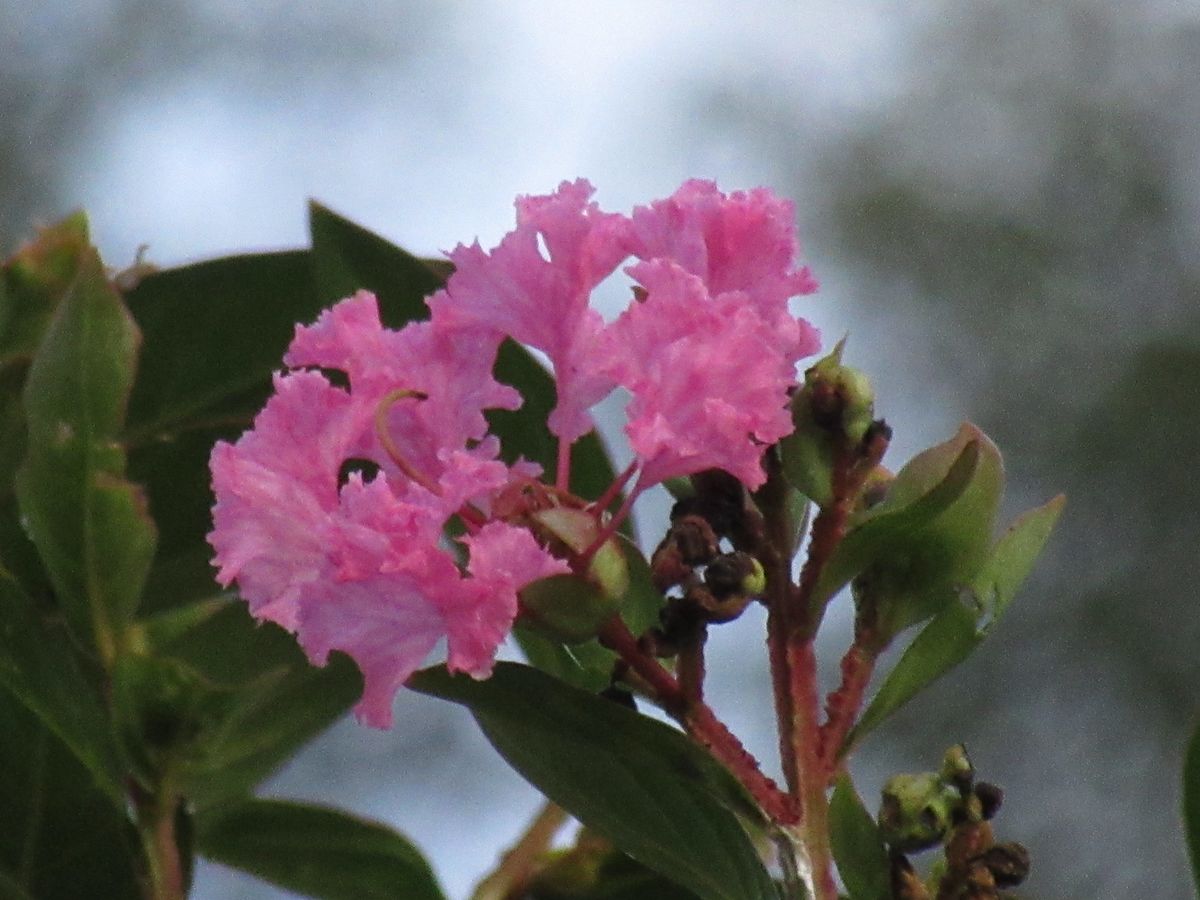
[0,212,455,899]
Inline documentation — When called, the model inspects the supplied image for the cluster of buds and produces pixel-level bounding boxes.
[645,472,767,659]
[882,746,1030,899]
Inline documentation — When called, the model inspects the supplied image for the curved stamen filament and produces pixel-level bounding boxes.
[373,388,442,495]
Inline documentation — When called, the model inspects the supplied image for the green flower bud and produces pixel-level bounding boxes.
[780,339,877,507]
[520,508,632,643]
[531,507,630,599]
[940,743,974,790]
[519,573,622,644]
[878,772,963,853]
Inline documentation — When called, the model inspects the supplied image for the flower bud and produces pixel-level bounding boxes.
[780,339,876,506]
[530,507,629,600]
[878,772,963,853]
[519,508,632,643]
[519,573,622,644]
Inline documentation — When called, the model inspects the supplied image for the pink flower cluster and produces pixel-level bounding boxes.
[209,179,819,727]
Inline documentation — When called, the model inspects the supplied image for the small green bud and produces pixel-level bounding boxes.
[519,573,621,644]
[780,339,877,506]
[531,507,630,599]
[741,556,767,597]
[940,743,974,790]
[878,772,963,853]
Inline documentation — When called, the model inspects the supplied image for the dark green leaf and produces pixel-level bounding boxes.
[410,663,776,900]
[14,248,156,652]
[530,849,702,900]
[308,202,445,325]
[162,603,362,810]
[512,627,615,693]
[0,868,36,900]
[122,251,319,614]
[0,689,142,900]
[1184,719,1200,894]
[829,774,890,900]
[0,573,124,803]
[843,495,1064,753]
[197,798,445,900]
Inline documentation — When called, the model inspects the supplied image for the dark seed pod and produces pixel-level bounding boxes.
[977,842,1031,888]
[974,782,1004,820]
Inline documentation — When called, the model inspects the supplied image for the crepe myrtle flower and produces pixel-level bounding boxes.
[208,179,819,727]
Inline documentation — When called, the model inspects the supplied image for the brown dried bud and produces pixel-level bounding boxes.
[974,782,1004,820]
[977,842,1030,888]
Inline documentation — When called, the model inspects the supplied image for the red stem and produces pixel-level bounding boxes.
[819,640,879,774]
[678,627,707,707]
[598,617,799,825]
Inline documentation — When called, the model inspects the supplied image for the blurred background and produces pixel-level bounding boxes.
[3,1,1198,896]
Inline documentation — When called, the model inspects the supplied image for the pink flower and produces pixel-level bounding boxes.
[603,259,802,490]
[292,479,566,728]
[209,180,821,727]
[427,179,631,444]
[627,179,820,361]
[209,292,565,727]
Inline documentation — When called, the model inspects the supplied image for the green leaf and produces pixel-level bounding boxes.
[122,251,319,614]
[1184,720,1200,894]
[967,493,1065,623]
[161,603,362,810]
[308,202,445,325]
[410,663,776,900]
[0,572,124,803]
[829,774,890,900]
[843,495,1064,753]
[14,248,156,655]
[197,798,445,900]
[0,868,36,900]
[530,849,702,900]
[512,627,615,693]
[0,689,142,900]
[0,212,90,370]
[815,424,1005,636]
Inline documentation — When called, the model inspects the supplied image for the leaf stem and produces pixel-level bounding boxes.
[132,780,185,900]
[597,616,799,826]
[470,801,569,900]
[819,637,880,772]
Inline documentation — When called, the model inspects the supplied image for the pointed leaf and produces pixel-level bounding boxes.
[0,689,141,900]
[14,248,155,653]
[1184,720,1200,894]
[811,434,982,611]
[968,494,1065,622]
[846,601,979,755]
[308,202,445,324]
[843,495,1064,753]
[1,212,90,369]
[197,798,445,900]
[122,251,319,613]
[0,567,123,804]
[410,663,776,900]
[829,774,890,900]
[161,603,362,810]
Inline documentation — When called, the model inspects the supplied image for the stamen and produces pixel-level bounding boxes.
[589,460,639,519]
[373,388,441,495]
